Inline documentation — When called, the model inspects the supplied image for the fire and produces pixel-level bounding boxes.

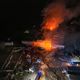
[43,17,63,31]
[29,1,68,52]
[33,39,53,51]
[42,1,70,31]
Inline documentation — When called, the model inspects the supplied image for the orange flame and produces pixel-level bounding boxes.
[43,17,63,31]
[42,1,70,31]
[33,39,53,51]
[32,1,67,51]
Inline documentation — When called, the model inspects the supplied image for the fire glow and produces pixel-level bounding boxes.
[32,1,70,51]
[43,17,63,31]
[33,39,53,51]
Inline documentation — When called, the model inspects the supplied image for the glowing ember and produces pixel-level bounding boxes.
[33,39,53,51]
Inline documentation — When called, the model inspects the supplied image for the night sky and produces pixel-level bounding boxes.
[0,0,80,41]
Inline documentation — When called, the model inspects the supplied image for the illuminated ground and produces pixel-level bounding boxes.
[14,64,69,80]
[23,72,37,80]
[0,46,80,80]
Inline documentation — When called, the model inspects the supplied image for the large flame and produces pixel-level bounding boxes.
[42,1,71,31]
[33,39,53,51]
[32,1,69,51]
